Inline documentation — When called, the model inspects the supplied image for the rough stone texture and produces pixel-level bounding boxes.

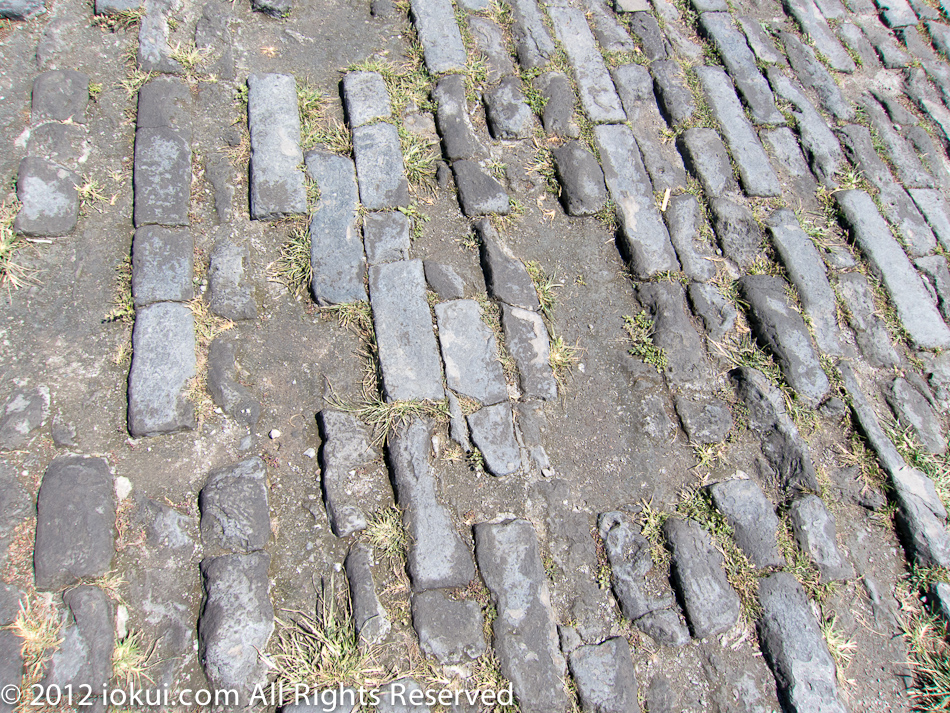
[836,190,950,349]
[477,220,540,310]
[345,543,391,645]
[762,127,819,204]
[508,0,555,69]
[835,272,899,368]
[127,302,196,437]
[433,74,483,161]
[549,7,626,124]
[137,11,183,74]
[484,77,534,139]
[26,122,88,173]
[778,32,854,120]
[363,211,409,265]
[651,60,695,127]
[199,552,274,707]
[133,127,190,227]
[468,402,522,476]
[569,638,641,713]
[199,457,270,554]
[208,238,257,321]
[34,456,114,591]
[739,275,830,407]
[782,0,856,72]
[859,16,912,67]
[424,260,465,300]
[207,337,260,428]
[739,17,785,66]
[595,124,679,277]
[587,0,636,53]
[709,196,764,269]
[453,160,509,216]
[837,22,881,69]
[137,75,191,139]
[612,64,661,126]
[876,0,918,26]
[409,0,467,73]
[0,0,44,18]
[535,72,577,137]
[909,188,950,251]
[862,95,933,190]
[475,519,570,713]
[206,153,233,224]
[688,283,737,340]
[625,12,672,60]
[663,518,740,639]
[194,2,234,80]
[501,304,557,401]
[353,122,410,210]
[696,66,781,197]
[678,128,737,198]
[342,71,391,128]
[468,16,516,83]
[131,226,193,306]
[675,396,733,444]
[757,573,848,713]
[918,255,950,323]
[0,386,49,450]
[306,150,365,304]
[369,260,445,402]
[32,71,88,128]
[247,73,306,220]
[14,157,78,237]
[638,282,709,388]
[552,141,607,216]
[411,589,486,663]
[435,300,507,405]
[887,377,946,455]
[665,195,716,281]
[709,479,784,568]
[767,208,842,355]
[42,586,113,691]
[788,495,854,582]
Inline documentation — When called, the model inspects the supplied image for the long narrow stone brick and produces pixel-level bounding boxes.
[861,95,934,189]
[199,457,270,555]
[353,122,410,210]
[433,75,484,161]
[836,273,900,368]
[435,299,507,406]
[342,71,391,128]
[664,194,717,281]
[876,0,918,26]
[14,157,79,237]
[501,304,557,401]
[778,32,854,120]
[569,638,641,713]
[763,127,820,202]
[788,494,854,582]
[909,188,950,251]
[678,127,737,198]
[651,60,695,126]
[508,0,556,69]
[133,127,190,227]
[638,282,710,388]
[709,479,784,569]
[739,16,785,66]
[131,226,193,306]
[346,543,391,645]
[837,22,882,69]
[782,0,856,72]
[409,0,467,74]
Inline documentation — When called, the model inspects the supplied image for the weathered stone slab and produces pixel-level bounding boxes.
[34,456,114,591]
[888,377,946,455]
[663,518,740,639]
[200,457,270,554]
[535,72,577,137]
[837,22,882,69]
[477,220,539,310]
[782,0,856,72]
[342,71,392,128]
[858,16,912,67]
[369,260,444,402]
[587,0,636,53]
[0,0,44,18]
[484,77,534,139]
[424,260,465,300]
[409,0,466,73]
[862,95,933,189]
[909,188,950,251]
[207,337,260,428]
[632,124,689,193]
[305,150,365,305]
[762,127,819,201]
[788,495,854,582]
[32,70,88,124]
[689,283,737,340]
[709,479,783,568]
[612,64,662,126]
[675,396,733,444]
[433,75,484,162]
[709,196,763,269]
[876,0,918,26]
[778,32,854,120]
[435,300,506,405]
[134,127,190,227]
[501,304,557,401]
[14,157,78,237]
[595,124,679,277]
[552,141,607,216]
[42,586,113,692]
[625,12,671,60]
[138,12,183,74]
[208,238,257,321]
[195,2,235,80]
[918,255,950,324]
[346,542,391,645]
[550,7,626,124]
[836,272,900,367]
[0,386,49,451]
[739,17,785,66]
[678,127,737,198]
[137,76,192,140]
[638,282,710,388]
[569,638,641,713]
[453,160,509,216]
[836,189,950,349]
[475,519,569,713]
[390,419,476,591]
[26,123,88,172]
[650,60,695,127]
[128,302,196,437]
[468,402,522,476]
[664,195,716,281]
[758,573,848,713]
[412,589,485,663]
[247,74,306,220]
[131,226,194,306]
[509,0,555,69]
[469,17,516,82]
[700,13,786,124]
[696,66,781,197]
[363,211,409,265]
[353,122,410,210]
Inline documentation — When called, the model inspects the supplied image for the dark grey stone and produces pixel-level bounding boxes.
[552,141,607,216]
[137,13,183,75]
[788,495,854,582]
[909,188,950,251]
[409,0,467,73]
[928,20,950,57]
[0,386,49,450]
[484,77,534,139]
[453,160,509,216]
[207,337,260,428]
[342,71,392,129]
[433,75,483,162]
[664,195,716,281]
[638,282,710,388]
[128,302,196,437]
[777,32,854,120]
[389,419,476,591]
[34,17,72,68]
[625,12,672,60]
[645,676,677,713]
[569,638,640,713]
[42,586,113,691]
[636,609,691,647]
[923,351,950,411]
[858,16,912,67]
[690,0,727,10]
[0,629,21,712]
[474,519,570,713]
[26,123,88,172]
[0,0,44,18]
[133,127,190,227]
[739,274,830,407]
[675,396,733,444]
[782,0,856,72]
[837,22,882,69]
[477,220,539,310]
[757,573,848,713]
[194,2,234,80]
[208,238,257,320]
[32,70,88,123]
[248,73,306,220]
[14,157,78,237]
[369,260,445,402]
[651,60,695,127]
[345,542,391,645]
[468,16,516,83]
[696,66,781,197]
[887,377,946,455]
[424,260,465,300]
[876,0,918,26]
[0,465,30,563]
[353,122,410,210]
[131,226,193,307]
[612,64,662,126]
[663,517,740,638]
[205,153,233,224]
[688,283,737,340]
[739,17,785,66]
[535,72,577,138]
[835,272,899,367]
[762,127,820,201]
[137,76,191,140]
[200,457,270,554]
[517,400,552,473]
[199,552,274,707]
[251,0,290,17]
[709,478,784,568]
[587,0,636,53]
[447,393,472,453]
[501,303,557,401]
[508,0,556,69]
[363,211,409,265]
[632,123,689,193]
[709,196,763,269]
[468,402,522,476]
[678,127,737,198]
[411,589,485,663]
[918,255,950,324]
[435,300,507,405]
[34,456,114,591]
[862,95,933,189]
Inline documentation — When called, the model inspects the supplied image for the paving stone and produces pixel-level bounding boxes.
[32,70,88,124]
[836,189,950,349]
[586,0,636,53]
[469,16,516,82]
[788,495,854,582]
[14,156,78,237]
[664,195,716,281]
[508,0,555,69]
[345,542,391,645]
[435,300,507,406]
[247,73,306,220]
[928,20,950,56]
[690,0,727,10]
[484,77,534,139]
[758,572,848,713]
[369,260,444,402]
[918,255,950,324]
[550,7,626,124]
[0,385,49,450]
[569,638,640,713]
[207,337,260,428]
[453,160,509,216]
[650,59,695,127]
[837,21,882,69]
[0,465,31,569]
[138,12,183,74]
[390,419,476,591]
[696,67,782,197]
[923,351,950,411]
[317,410,385,537]
[342,71,391,129]
[905,67,950,144]
[26,122,88,172]
[477,220,539,310]
[535,72,577,137]
[475,519,569,713]
[862,95,933,189]
[208,237,257,320]
[888,377,946,455]
[467,402,522,476]
[595,124,680,277]
[131,226,193,307]
[709,196,763,269]
[739,17,785,66]
[835,272,900,368]
[194,2,234,80]
[909,188,950,251]
[767,208,843,355]
[678,127,737,198]
[205,153,233,224]
[362,211,409,265]
[251,0,290,17]
[423,260,465,299]
[739,275,830,407]
[0,0,44,18]
[632,124,689,193]
[199,552,274,707]
[638,282,710,388]
[409,0,467,73]
[137,76,191,140]
[128,302,196,437]
[500,304,557,401]
[34,456,114,591]
[515,401,552,473]
[782,0,856,72]
[412,589,485,663]
[778,32,854,121]
[876,0,918,25]
[857,16,911,67]
[552,141,607,216]
[433,75,483,162]
[133,127,190,227]
[688,283,737,340]
[199,457,270,555]
[0,627,21,713]
[353,122,409,210]
[625,12,672,60]
[700,13,786,125]
[709,479,784,568]
[663,517,740,638]
[612,64,662,126]
[675,396,733,444]
[761,127,819,201]
[42,586,113,691]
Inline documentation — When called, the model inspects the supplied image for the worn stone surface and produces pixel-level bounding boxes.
[782,0,856,72]
[207,337,260,428]
[131,226,193,306]
[412,589,485,663]
[137,75,191,139]
[876,0,918,25]
[612,64,661,126]
[651,59,694,126]
[918,255,950,323]
[32,70,88,124]
[778,32,854,120]
[788,495,854,582]
[501,304,556,401]
[26,122,88,172]
[639,282,709,388]
[409,0,467,73]
[663,195,716,281]
[342,71,391,128]
[42,586,113,691]
[689,283,737,340]
[626,12,672,60]
[909,188,950,251]
[453,160,509,216]
[137,12,183,74]
[709,479,784,568]
[423,260,465,300]
[837,22,881,69]
[0,0,44,18]
[200,457,270,554]
[0,386,49,450]
[739,17,785,65]
[862,95,933,189]
[128,302,196,437]
[762,126,820,201]
[433,75,483,161]
[468,402,522,476]
[14,156,78,237]
[345,543,391,645]
[678,127,737,198]
[836,272,900,367]
[859,17,912,67]
[675,396,732,445]
[709,196,764,269]
[34,456,114,591]
[508,0,555,69]
[484,77,533,139]
[587,0,636,53]
[887,377,946,455]
[205,153,233,223]
[477,220,539,310]
[535,72,577,137]
[133,127,190,228]
[194,2,234,80]
[552,141,607,216]
[435,300,507,406]
[633,124,689,193]
[468,16,516,82]
[569,638,641,713]
[208,238,257,321]
[363,211,409,265]
[353,122,409,210]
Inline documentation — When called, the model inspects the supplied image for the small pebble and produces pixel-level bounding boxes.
[303,447,316,459]
[269,429,281,439]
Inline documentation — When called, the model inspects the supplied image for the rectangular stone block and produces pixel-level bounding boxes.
[133,127,191,227]
[342,71,392,128]
[131,226,194,307]
[353,123,410,210]
[435,299,507,405]
[14,157,79,237]
[409,0,467,74]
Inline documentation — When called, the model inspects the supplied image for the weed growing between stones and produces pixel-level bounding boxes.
[525,260,559,318]
[120,67,154,99]
[468,651,520,713]
[901,607,950,709]
[635,499,671,569]
[398,127,438,194]
[112,629,155,685]
[92,6,144,31]
[364,505,409,562]
[186,298,234,421]
[887,421,950,509]
[296,84,352,155]
[692,441,728,470]
[347,57,434,116]
[491,197,526,232]
[169,42,210,80]
[78,177,110,215]
[0,196,35,290]
[623,312,668,372]
[398,203,430,240]
[820,614,857,680]
[9,593,63,683]
[527,135,560,196]
[591,527,612,590]
[775,518,830,604]
[594,198,618,233]
[269,220,312,297]
[327,385,449,447]
[549,336,580,390]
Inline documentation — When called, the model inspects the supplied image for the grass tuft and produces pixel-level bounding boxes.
[327,384,449,447]
[0,196,36,290]
[549,335,580,390]
[398,126,438,194]
[623,312,668,371]
[92,6,144,31]
[8,593,63,682]
[524,260,560,319]
[363,505,409,562]
[113,630,155,685]
[269,220,312,297]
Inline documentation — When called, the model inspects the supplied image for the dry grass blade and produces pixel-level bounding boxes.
[269,221,312,297]
[549,335,580,390]
[904,611,950,710]
[8,593,63,681]
[0,197,37,290]
[623,312,668,371]
[364,505,409,562]
[326,382,449,447]
[113,629,156,685]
